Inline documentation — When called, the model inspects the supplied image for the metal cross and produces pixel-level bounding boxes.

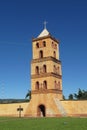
[17,105,23,117]
[44,21,48,29]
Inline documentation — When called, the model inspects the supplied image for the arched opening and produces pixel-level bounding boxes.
[43,65,46,73]
[53,65,56,73]
[36,42,39,48]
[35,66,39,74]
[57,66,60,74]
[35,81,39,90]
[53,51,56,58]
[54,81,57,89]
[55,44,57,49]
[52,42,54,47]
[43,41,46,47]
[43,80,47,89]
[39,50,43,58]
[57,81,60,90]
[37,105,46,117]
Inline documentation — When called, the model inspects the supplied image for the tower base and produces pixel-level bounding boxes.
[24,91,64,117]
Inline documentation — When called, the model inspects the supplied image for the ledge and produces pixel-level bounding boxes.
[31,89,62,94]
[31,72,62,79]
[31,56,61,64]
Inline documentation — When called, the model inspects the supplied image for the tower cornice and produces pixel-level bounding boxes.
[31,56,61,64]
[31,89,62,94]
[31,72,62,79]
[32,34,59,44]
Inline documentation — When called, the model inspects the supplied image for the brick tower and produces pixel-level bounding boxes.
[25,26,63,117]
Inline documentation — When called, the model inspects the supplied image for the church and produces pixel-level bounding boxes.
[0,26,87,117]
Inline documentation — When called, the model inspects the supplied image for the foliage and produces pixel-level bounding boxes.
[25,90,31,100]
[68,89,87,100]
[0,117,87,130]
[0,99,29,104]
[63,95,66,100]
[68,94,73,100]
[74,89,87,100]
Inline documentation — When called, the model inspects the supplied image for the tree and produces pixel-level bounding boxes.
[63,95,66,100]
[68,94,73,100]
[25,90,31,100]
[74,88,87,100]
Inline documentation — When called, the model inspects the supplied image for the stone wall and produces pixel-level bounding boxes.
[61,100,87,117]
[0,100,87,117]
[0,103,28,117]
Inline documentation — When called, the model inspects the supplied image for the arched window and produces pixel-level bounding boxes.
[53,51,56,58]
[54,81,57,89]
[52,42,54,47]
[53,65,56,73]
[43,41,46,47]
[43,80,47,89]
[57,66,60,74]
[57,81,60,89]
[55,44,57,49]
[35,81,39,90]
[43,65,46,73]
[39,50,43,58]
[36,42,39,48]
[35,66,39,74]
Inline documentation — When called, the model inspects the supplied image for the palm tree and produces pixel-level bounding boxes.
[25,90,31,100]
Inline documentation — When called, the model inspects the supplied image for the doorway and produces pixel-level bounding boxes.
[37,104,46,117]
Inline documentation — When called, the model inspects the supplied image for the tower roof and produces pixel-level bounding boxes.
[32,28,59,43]
[38,28,50,38]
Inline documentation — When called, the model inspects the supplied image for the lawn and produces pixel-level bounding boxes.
[0,117,87,130]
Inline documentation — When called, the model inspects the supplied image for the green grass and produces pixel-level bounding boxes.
[0,117,87,130]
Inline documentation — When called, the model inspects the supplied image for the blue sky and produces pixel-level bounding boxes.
[0,0,87,99]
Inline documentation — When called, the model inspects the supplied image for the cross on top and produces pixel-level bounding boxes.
[44,21,48,29]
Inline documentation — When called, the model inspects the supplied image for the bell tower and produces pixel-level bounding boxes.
[25,27,63,117]
[31,27,62,97]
